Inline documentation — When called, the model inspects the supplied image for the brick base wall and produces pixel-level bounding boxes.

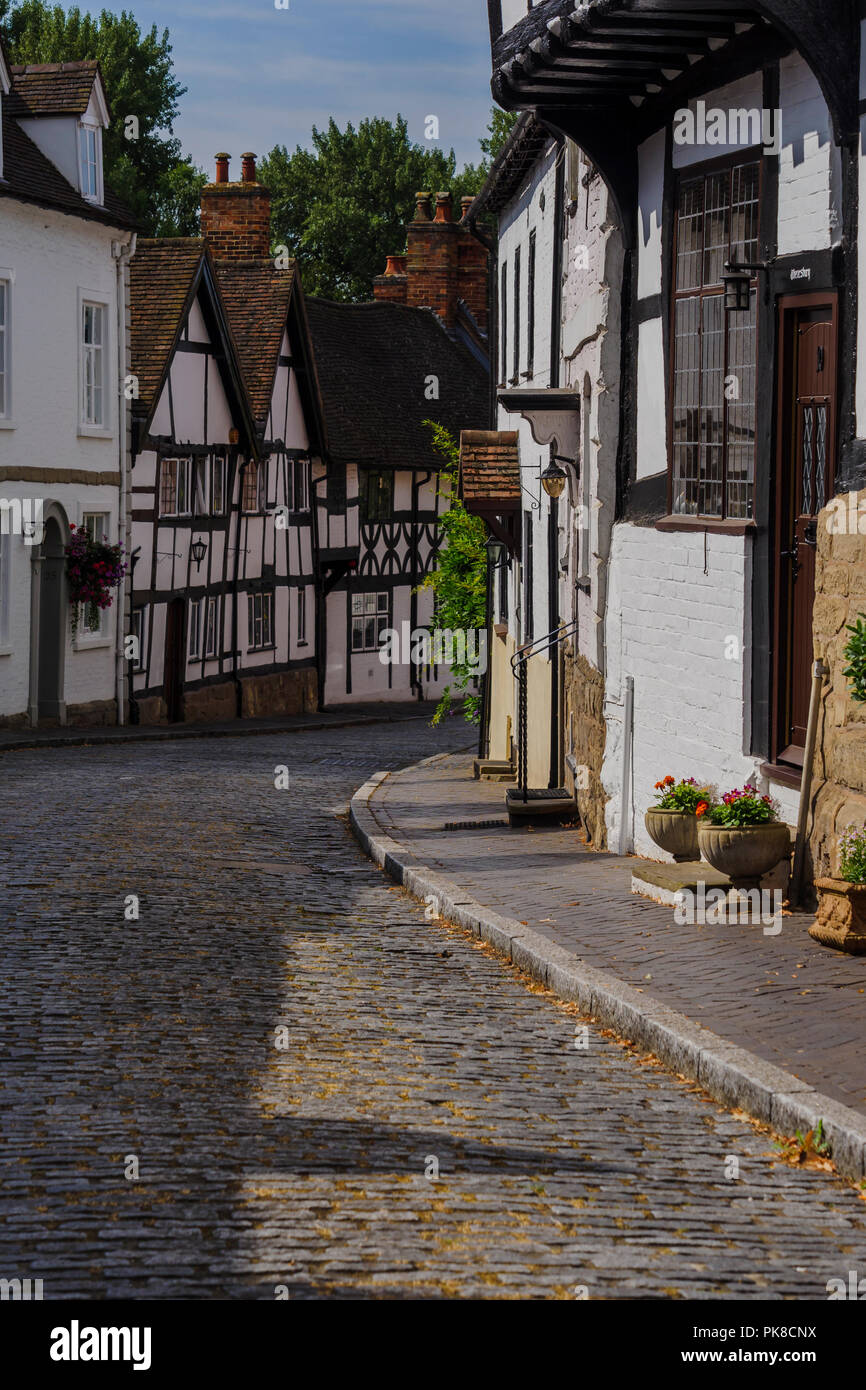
[809,489,866,883]
[564,647,607,848]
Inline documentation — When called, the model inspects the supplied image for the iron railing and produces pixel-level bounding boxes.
[510,619,578,802]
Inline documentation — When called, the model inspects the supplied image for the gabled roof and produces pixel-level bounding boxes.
[0,106,135,229]
[7,59,107,119]
[465,113,553,220]
[213,257,327,455]
[305,298,489,471]
[459,431,520,511]
[129,238,257,451]
[213,259,296,422]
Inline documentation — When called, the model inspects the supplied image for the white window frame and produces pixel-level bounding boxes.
[188,597,204,660]
[130,607,146,671]
[247,590,274,651]
[78,294,110,436]
[351,591,390,653]
[159,457,193,518]
[76,511,112,644]
[296,585,307,646]
[78,122,103,203]
[0,274,11,425]
[212,455,227,515]
[205,595,219,658]
[295,458,310,512]
[194,457,210,516]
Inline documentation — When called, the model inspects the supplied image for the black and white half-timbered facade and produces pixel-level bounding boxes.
[486,0,866,861]
[306,295,489,706]
[129,239,261,723]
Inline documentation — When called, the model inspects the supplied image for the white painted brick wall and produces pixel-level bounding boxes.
[602,523,799,856]
[777,52,840,255]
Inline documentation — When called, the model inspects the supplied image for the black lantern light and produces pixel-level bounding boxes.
[486,532,507,567]
[723,263,752,312]
[190,537,208,570]
[540,459,567,500]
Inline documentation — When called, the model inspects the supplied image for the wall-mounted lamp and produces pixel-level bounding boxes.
[486,533,507,567]
[191,537,208,570]
[723,258,775,312]
[541,459,568,500]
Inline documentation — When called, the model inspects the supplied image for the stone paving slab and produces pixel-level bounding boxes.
[364,753,866,1128]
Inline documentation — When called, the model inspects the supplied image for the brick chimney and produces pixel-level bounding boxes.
[372,189,489,333]
[201,152,271,260]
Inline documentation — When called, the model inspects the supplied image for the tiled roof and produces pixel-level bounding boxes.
[213,259,296,426]
[458,431,520,508]
[129,238,208,421]
[0,107,135,229]
[464,114,553,220]
[7,59,100,116]
[305,298,489,470]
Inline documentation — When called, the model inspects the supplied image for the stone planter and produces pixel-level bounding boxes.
[644,808,700,863]
[697,821,791,891]
[809,878,866,954]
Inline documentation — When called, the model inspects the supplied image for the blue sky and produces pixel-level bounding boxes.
[122,0,494,176]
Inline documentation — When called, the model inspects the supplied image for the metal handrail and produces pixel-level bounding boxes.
[510,620,578,801]
[510,619,579,673]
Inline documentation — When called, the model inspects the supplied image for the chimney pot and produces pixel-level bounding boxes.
[461,196,474,221]
[384,254,407,277]
[241,152,257,183]
[414,191,433,222]
[215,152,231,184]
[434,191,453,223]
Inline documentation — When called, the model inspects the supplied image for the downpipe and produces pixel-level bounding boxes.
[790,658,830,907]
[618,675,634,857]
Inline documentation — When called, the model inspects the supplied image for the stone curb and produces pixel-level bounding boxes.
[0,711,432,755]
[350,767,866,1184]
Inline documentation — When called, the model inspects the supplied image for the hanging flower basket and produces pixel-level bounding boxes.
[65,524,127,637]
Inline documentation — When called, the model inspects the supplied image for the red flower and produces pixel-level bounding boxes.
[695,801,709,818]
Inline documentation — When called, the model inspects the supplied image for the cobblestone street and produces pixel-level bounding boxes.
[2,720,866,1300]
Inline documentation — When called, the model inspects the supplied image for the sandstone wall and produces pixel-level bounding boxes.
[809,488,866,879]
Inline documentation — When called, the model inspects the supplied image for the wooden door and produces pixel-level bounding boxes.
[774,296,837,766]
[164,597,185,723]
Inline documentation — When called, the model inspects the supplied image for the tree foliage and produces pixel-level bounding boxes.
[0,1,204,234]
[259,106,517,303]
[418,422,489,726]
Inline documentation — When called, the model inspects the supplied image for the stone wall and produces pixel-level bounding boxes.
[809,488,866,879]
[564,646,608,848]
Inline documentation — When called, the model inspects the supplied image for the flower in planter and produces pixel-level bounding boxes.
[839,826,866,885]
[65,524,127,637]
[652,776,714,814]
[706,784,779,827]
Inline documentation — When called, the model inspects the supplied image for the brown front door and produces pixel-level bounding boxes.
[773,294,838,766]
[164,597,185,723]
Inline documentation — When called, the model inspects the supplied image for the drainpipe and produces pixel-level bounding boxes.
[112,233,137,727]
[618,675,634,856]
[790,658,830,906]
[232,457,246,717]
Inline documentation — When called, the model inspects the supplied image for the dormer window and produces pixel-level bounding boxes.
[78,123,100,201]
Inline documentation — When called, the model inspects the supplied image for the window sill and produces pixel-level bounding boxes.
[297,640,309,649]
[0,418,16,430]
[759,760,802,791]
[247,644,276,654]
[74,635,112,651]
[78,425,113,440]
[655,515,757,536]
[0,644,12,657]
[493,622,508,639]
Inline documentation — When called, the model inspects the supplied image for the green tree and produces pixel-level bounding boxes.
[479,107,519,171]
[260,115,486,302]
[0,1,204,234]
[418,422,489,726]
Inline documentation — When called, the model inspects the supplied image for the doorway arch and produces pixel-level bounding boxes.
[29,502,69,726]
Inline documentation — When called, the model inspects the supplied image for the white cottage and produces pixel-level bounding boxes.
[0,46,136,728]
[485,0,866,866]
